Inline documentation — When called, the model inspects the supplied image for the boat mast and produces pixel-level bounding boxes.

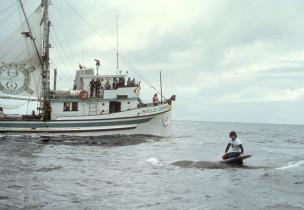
[41,0,51,120]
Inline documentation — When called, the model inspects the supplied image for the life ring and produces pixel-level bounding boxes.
[79,90,89,100]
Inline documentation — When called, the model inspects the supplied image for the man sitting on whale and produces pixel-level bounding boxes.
[222,131,244,162]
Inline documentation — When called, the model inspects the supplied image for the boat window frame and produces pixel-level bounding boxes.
[63,102,71,112]
[71,102,79,111]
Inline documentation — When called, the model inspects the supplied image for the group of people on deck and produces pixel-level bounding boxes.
[89,77,140,98]
[89,78,102,97]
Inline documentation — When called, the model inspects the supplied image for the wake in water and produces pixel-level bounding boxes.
[146,157,163,166]
[38,134,161,147]
[276,160,304,170]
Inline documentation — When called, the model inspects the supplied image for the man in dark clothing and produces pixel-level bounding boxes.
[113,78,118,89]
[89,79,95,97]
[95,78,101,97]
[105,80,111,89]
[127,77,131,86]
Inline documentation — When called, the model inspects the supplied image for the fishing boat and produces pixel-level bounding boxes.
[0,0,175,136]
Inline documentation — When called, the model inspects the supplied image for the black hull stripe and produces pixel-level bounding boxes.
[41,108,169,122]
[0,126,137,133]
[0,118,151,128]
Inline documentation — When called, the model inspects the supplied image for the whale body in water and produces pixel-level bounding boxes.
[172,160,240,169]
[172,160,269,170]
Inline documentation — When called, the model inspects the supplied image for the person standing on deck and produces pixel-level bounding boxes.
[89,79,95,97]
[127,77,131,86]
[105,80,111,89]
[95,78,101,97]
[153,93,158,106]
[113,78,119,89]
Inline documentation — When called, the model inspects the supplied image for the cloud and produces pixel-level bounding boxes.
[213,87,304,103]
[1,0,304,123]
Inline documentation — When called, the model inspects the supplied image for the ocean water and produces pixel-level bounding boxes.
[0,121,304,210]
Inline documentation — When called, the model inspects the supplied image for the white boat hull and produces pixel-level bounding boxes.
[0,104,172,137]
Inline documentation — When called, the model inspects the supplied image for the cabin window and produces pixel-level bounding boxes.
[117,95,128,99]
[63,102,70,111]
[72,102,78,111]
[109,101,121,113]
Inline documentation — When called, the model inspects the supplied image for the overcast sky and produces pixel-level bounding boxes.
[1,0,304,124]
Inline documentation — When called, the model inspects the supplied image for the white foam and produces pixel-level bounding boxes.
[277,160,304,170]
[146,157,162,166]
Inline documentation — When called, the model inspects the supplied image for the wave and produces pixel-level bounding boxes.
[146,157,162,166]
[276,160,304,170]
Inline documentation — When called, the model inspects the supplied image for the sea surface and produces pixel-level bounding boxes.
[0,121,304,210]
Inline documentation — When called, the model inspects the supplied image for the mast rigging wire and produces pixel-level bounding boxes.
[51,27,74,68]
[49,44,74,86]
[53,3,76,66]
[62,0,164,97]
[18,0,43,66]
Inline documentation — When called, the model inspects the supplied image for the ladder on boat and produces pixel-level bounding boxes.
[89,102,98,116]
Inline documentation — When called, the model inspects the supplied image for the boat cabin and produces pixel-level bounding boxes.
[49,68,142,120]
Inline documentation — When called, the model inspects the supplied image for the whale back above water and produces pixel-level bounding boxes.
[172,160,269,170]
[172,160,238,169]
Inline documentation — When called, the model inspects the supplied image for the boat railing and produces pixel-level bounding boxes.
[50,90,83,99]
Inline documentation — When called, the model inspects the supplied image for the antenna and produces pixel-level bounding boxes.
[160,71,163,103]
[82,47,83,64]
[116,16,119,74]
[95,59,100,75]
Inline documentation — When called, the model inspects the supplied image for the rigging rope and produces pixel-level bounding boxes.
[119,54,166,98]
[62,0,164,96]
[49,58,73,87]
[63,0,116,51]
[49,42,74,86]
[51,27,74,67]
[53,3,76,65]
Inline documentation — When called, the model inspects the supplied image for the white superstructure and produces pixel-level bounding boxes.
[0,1,176,136]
